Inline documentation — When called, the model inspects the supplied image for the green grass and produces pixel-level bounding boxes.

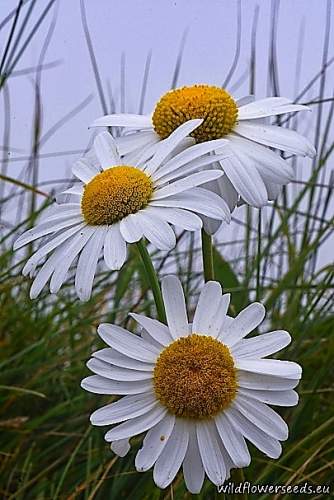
[0,1,334,498]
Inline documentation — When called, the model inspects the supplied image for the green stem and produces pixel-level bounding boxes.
[136,240,167,324]
[201,228,214,281]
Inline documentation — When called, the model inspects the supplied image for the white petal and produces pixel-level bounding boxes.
[229,134,294,184]
[81,375,153,395]
[87,358,152,381]
[157,138,229,177]
[220,146,268,207]
[94,131,120,168]
[115,131,159,156]
[220,303,265,346]
[92,348,154,371]
[238,371,300,391]
[103,223,127,270]
[119,214,143,243]
[238,388,299,407]
[30,242,68,299]
[135,414,175,471]
[22,224,85,275]
[151,187,231,222]
[192,281,222,335]
[234,395,288,440]
[130,313,173,346]
[153,419,189,489]
[144,206,202,231]
[144,119,203,175]
[161,275,189,339]
[153,170,223,200]
[235,122,316,158]
[232,330,291,358]
[50,227,96,293]
[238,97,310,120]
[74,228,106,301]
[236,358,302,379]
[91,113,153,129]
[136,212,176,250]
[90,393,157,425]
[98,324,160,363]
[153,151,228,184]
[196,420,226,487]
[111,439,130,457]
[236,95,255,106]
[41,204,81,224]
[182,424,205,494]
[104,405,167,441]
[214,174,239,212]
[72,158,99,183]
[225,406,282,458]
[215,413,251,467]
[14,216,83,250]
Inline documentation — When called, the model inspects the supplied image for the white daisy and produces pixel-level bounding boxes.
[92,84,316,212]
[81,276,302,493]
[13,122,231,301]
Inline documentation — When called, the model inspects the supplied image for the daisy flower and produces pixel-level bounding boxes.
[92,84,316,211]
[81,276,301,493]
[13,122,231,301]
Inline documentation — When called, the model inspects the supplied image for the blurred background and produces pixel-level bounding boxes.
[0,1,333,499]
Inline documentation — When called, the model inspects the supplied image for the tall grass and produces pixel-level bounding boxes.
[0,1,333,498]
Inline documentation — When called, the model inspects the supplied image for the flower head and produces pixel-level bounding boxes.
[81,276,301,493]
[92,84,316,216]
[13,122,230,301]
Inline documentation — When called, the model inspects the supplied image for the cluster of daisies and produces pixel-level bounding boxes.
[14,84,313,493]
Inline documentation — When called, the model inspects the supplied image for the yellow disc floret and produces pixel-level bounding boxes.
[152,84,238,143]
[81,166,153,225]
[153,334,237,419]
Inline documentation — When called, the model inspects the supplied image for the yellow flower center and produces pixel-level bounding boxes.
[81,166,153,225]
[153,334,237,419]
[152,84,238,143]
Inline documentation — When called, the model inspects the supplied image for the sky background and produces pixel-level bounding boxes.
[0,0,333,265]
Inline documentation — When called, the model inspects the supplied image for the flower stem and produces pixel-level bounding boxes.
[136,240,167,324]
[201,228,214,281]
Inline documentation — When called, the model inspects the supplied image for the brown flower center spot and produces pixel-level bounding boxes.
[81,166,153,225]
[152,84,238,143]
[153,334,237,419]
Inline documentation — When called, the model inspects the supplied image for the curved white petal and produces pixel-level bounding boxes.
[234,395,289,440]
[232,330,291,358]
[196,420,226,487]
[236,358,302,379]
[220,302,266,346]
[182,424,205,494]
[153,170,223,200]
[81,375,153,395]
[237,371,300,391]
[144,206,202,231]
[130,313,173,346]
[92,348,154,372]
[30,242,69,299]
[97,324,160,363]
[91,113,153,129]
[153,418,189,489]
[215,413,251,467]
[235,122,316,158]
[87,358,152,381]
[72,158,99,183]
[192,281,222,335]
[225,405,282,458]
[94,131,120,168]
[110,438,130,457]
[90,393,157,425]
[135,413,175,472]
[136,212,176,250]
[161,275,189,339]
[115,130,159,156]
[238,97,310,120]
[237,388,299,407]
[103,223,127,270]
[119,214,143,243]
[75,227,106,301]
[104,404,167,441]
